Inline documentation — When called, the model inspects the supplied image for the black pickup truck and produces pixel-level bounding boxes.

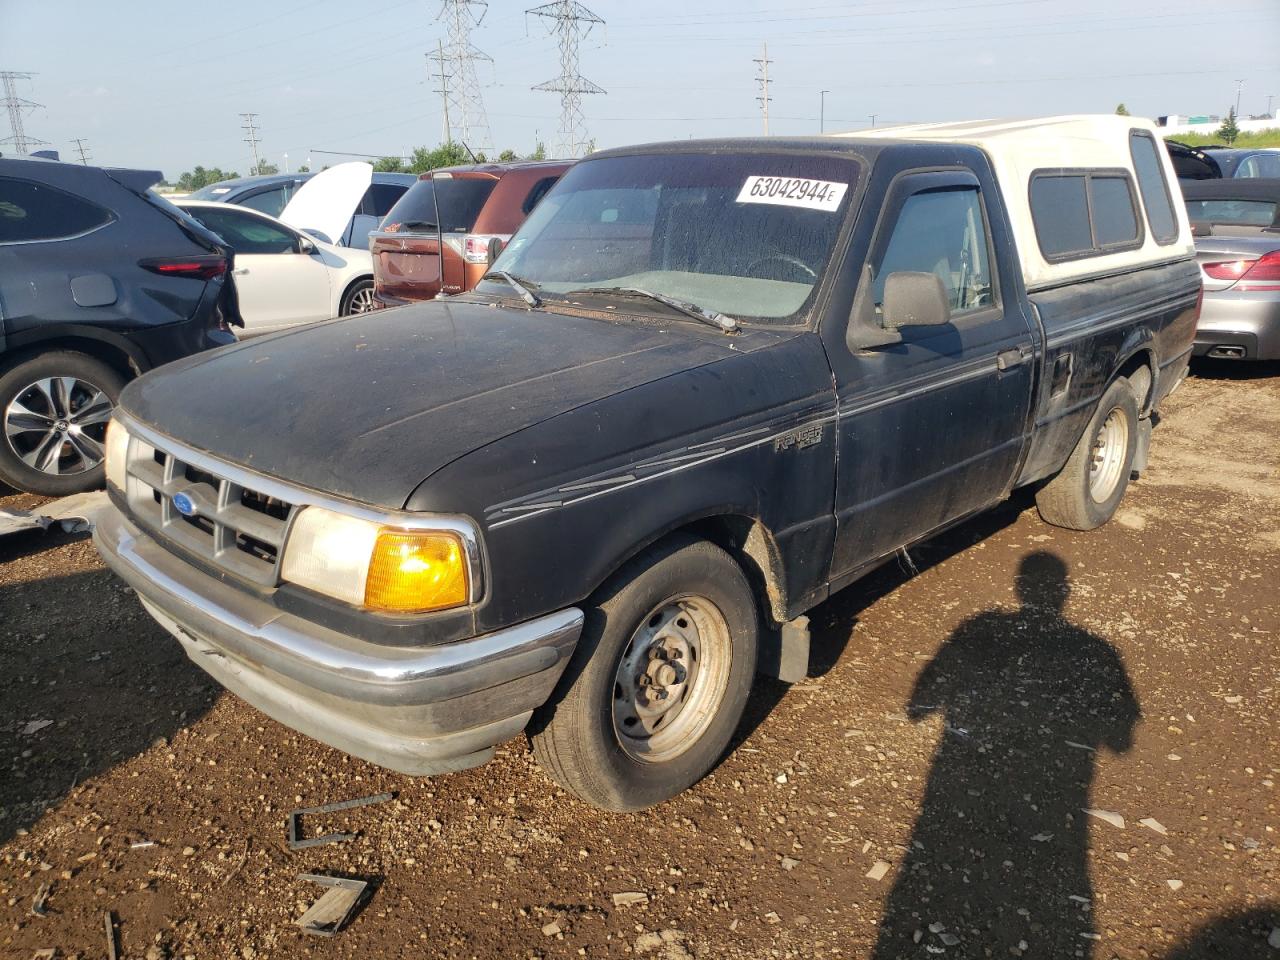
[95,117,1200,810]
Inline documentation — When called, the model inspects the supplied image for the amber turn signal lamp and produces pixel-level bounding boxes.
[364,530,469,613]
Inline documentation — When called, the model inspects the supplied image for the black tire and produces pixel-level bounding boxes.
[0,350,125,497]
[339,278,375,316]
[1035,376,1138,531]
[529,535,759,811]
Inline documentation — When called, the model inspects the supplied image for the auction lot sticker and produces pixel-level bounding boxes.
[736,175,848,212]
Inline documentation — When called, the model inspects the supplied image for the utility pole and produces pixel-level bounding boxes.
[240,113,262,175]
[527,1,606,159]
[438,0,495,157]
[754,43,772,136]
[869,114,877,128]
[1234,79,1245,116]
[428,40,453,145]
[0,71,48,155]
[820,89,830,134]
[1267,93,1275,118]
[72,138,92,165]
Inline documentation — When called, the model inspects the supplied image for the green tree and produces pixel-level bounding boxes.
[252,161,279,176]
[1218,108,1240,144]
[297,164,310,173]
[498,148,518,162]
[175,165,241,191]
[1114,103,1130,116]
[407,142,470,173]
[527,141,547,161]
[373,156,406,172]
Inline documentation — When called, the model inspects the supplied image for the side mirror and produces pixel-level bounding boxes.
[882,271,952,329]
[846,267,952,352]
[487,237,505,265]
[296,234,317,255]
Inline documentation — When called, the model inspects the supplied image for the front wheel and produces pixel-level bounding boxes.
[1035,376,1139,530]
[339,278,376,316]
[529,536,759,811]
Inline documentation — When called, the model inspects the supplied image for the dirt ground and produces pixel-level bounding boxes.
[2,361,1278,960]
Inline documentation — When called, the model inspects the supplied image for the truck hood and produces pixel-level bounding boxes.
[120,299,758,509]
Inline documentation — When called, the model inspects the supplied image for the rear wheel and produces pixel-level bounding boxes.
[1035,376,1138,530]
[339,279,375,316]
[529,536,759,811]
[0,351,124,496]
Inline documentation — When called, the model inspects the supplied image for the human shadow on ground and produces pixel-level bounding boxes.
[734,494,1029,752]
[870,551,1141,959]
[1161,905,1280,959]
[0,562,218,845]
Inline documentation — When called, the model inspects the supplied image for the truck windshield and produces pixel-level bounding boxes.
[481,152,860,324]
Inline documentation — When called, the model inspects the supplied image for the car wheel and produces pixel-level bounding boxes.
[340,279,376,316]
[1035,376,1138,531]
[0,351,125,496]
[529,535,759,811]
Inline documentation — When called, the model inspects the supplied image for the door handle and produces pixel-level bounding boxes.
[996,345,1031,371]
[233,268,249,276]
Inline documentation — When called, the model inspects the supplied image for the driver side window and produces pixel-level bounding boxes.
[872,187,993,315]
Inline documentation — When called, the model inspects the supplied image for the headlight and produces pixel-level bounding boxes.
[105,418,129,492]
[280,506,471,614]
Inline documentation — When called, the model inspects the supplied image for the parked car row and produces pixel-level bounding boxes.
[92,115,1204,811]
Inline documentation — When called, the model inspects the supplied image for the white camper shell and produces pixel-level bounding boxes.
[839,115,1195,291]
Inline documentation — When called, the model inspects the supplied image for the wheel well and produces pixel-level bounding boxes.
[1,336,140,383]
[339,275,374,308]
[666,515,789,626]
[1116,350,1155,414]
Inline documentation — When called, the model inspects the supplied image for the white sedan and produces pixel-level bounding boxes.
[177,200,375,336]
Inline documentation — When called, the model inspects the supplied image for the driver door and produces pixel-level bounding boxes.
[824,164,1037,581]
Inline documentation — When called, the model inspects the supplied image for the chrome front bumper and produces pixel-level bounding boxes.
[94,505,583,775]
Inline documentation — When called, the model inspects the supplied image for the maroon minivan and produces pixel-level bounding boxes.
[369,160,572,305]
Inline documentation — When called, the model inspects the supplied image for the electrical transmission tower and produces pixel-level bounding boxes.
[1,71,48,155]
[240,112,262,175]
[72,138,92,165]
[527,1,605,158]
[436,1,495,157]
[754,44,772,136]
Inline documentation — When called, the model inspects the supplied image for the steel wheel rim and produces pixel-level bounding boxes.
[3,376,114,477]
[1088,406,1129,503]
[612,595,733,764]
[347,285,376,314]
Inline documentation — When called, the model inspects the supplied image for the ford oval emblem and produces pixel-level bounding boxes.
[172,492,196,517]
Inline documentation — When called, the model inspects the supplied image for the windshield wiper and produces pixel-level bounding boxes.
[483,270,542,308]
[568,286,739,334]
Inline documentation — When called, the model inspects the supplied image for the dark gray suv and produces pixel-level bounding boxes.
[0,156,239,495]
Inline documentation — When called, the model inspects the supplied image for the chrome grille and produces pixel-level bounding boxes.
[123,437,294,586]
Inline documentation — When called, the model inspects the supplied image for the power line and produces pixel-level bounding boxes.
[72,138,92,165]
[437,0,495,157]
[240,112,262,175]
[428,40,453,146]
[754,42,772,136]
[527,0,605,158]
[0,71,48,156]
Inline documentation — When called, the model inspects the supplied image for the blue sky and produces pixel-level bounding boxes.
[2,0,1278,178]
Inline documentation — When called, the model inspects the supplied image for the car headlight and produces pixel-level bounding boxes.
[105,418,129,492]
[280,506,471,614]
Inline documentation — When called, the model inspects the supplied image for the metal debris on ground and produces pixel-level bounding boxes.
[1083,808,1125,829]
[285,791,395,850]
[31,882,50,916]
[295,874,372,937]
[865,860,891,881]
[0,491,109,537]
[611,891,649,907]
[104,910,119,960]
[1138,817,1168,835]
